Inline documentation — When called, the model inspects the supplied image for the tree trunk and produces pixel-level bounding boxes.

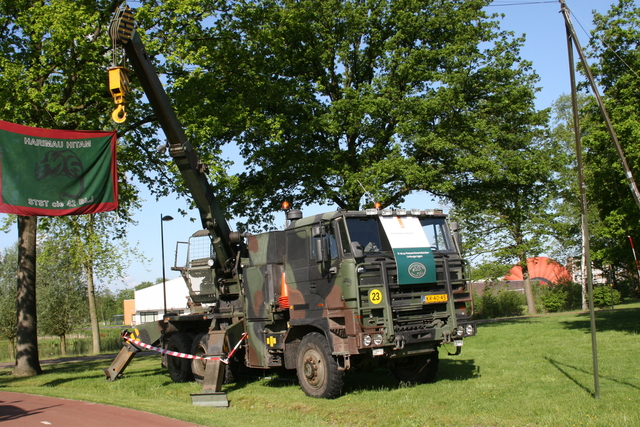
[521,263,537,315]
[9,338,15,360]
[60,334,67,356]
[85,261,101,354]
[13,215,42,377]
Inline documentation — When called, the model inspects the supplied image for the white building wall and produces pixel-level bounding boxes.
[132,277,191,325]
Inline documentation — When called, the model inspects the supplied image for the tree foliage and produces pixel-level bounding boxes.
[0,245,18,359]
[450,124,565,314]
[0,1,159,361]
[547,94,595,260]
[0,0,173,200]
[129,0,549,230]
[469,260,512,282]
[38,213,146,353]
[581,0,640,290]
[37,261,87,356]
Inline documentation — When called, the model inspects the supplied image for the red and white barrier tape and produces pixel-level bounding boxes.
[124,332,247,365]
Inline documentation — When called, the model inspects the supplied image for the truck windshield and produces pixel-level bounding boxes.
[420,218,453,251]
[345,217,389,253]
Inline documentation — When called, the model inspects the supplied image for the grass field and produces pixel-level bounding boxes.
[1,305,639,426]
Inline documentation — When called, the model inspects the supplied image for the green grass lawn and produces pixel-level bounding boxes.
[1,305,639,426]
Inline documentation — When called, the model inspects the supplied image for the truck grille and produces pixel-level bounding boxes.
[357,257,467,329]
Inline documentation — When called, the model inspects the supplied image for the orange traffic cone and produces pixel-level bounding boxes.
[278,271,290,309]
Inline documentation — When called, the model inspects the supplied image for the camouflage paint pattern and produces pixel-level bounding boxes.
[170,209,475,372]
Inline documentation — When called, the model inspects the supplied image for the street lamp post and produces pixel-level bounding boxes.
[161,214,174,316]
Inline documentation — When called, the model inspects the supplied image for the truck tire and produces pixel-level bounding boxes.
[391,351,439,384]
[296,332,344,399]
[191,333,209,384]
[166,333,194,383]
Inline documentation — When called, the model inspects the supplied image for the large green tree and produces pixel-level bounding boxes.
[38,213,145,354]
[549,93,605,310]
[450,126,565,314]
[37,246,87,356]
[581,0,640,293]
[131,0,547,229]
[0,0,166,370]
[13,215,41,376]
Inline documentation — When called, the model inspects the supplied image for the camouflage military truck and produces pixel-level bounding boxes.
[104,4,475,399]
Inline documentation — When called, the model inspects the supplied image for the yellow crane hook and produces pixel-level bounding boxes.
[108,66,130,124]
[112,104,127,123]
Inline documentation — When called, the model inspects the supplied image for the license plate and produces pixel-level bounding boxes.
[422,294,448,304]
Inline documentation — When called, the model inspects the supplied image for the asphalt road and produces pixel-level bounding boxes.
[0,353,205,426]
[0,391,204,426]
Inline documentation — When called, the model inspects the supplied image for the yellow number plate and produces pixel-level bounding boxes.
[369,289,383,305]
[422,294,448,304]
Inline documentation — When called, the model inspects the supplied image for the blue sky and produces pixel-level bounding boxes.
[0,0,619,289]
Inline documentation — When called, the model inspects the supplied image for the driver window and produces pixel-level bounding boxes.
[346,218,383,253]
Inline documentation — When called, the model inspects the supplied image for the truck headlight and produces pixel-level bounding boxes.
[373,334,383,346]
[363,334,372,346]
[465,324,475,336]
[455,326,464,337]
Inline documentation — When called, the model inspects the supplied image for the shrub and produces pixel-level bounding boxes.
[538,279,585,313]
[541,288,567,312]
[564,282,584,310]
[495,288,526,317]
[592,286,622,309]
[473,283,526,319]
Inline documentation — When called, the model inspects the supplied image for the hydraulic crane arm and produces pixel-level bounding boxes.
[109,4,235,271]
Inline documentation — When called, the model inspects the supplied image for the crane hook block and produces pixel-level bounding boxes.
[109,66,130,123]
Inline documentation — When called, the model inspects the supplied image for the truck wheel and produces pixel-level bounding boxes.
[391,351,439,384]
[166,333,194,383]
[191,333,209,384]
[296,332,344,399]
[191,333,240,384]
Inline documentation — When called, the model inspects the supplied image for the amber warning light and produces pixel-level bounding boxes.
[281,201,291,211]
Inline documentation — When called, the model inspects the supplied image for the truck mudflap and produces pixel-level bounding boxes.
[199,330,228,393]
[190,328,247,407]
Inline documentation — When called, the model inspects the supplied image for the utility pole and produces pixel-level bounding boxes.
[559,0,600,399]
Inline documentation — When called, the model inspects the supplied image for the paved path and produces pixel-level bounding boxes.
[0,391,204,426]
[0,354,205,426]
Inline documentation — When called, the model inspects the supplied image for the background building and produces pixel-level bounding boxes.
[128,277,191,325]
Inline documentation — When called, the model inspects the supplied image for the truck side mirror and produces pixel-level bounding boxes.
[313,224,330,263]
[449,221,462,253]
[315,237,329,263]
[350,241,364,259]
[312,224,325,237]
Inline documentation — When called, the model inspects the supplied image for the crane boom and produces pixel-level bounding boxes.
[109,4,235,271]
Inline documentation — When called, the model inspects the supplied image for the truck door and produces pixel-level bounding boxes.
[285,222,339,323]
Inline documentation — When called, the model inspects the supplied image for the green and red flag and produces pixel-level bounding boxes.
[0,120,118,216]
